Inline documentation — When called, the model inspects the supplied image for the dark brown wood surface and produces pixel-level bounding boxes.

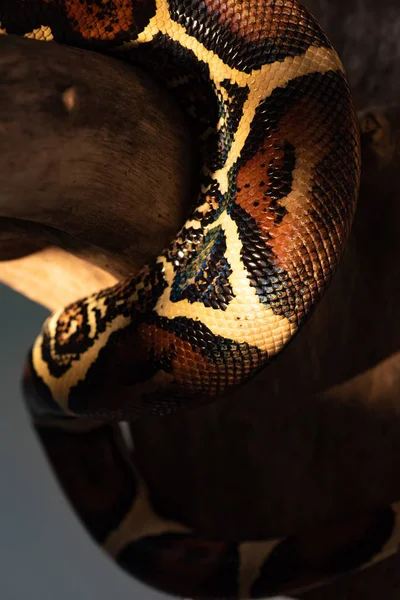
[0,35,196,277]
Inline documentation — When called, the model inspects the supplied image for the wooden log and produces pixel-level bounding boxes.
[0,34,197,304]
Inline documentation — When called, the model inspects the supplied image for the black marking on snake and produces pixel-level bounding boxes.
[40,260,168,380]
[65,311,267,416]
[228,201,303,322]
[251,507,396,598]
[98,259,168,317]
[170,226,235,310]
[23,350,67,419]
[195,177,227,226]
[0,0,150,48]
[166,173,232,270]
[67,323,179,416]
[201,103,228,171]
[220,80,250,135]
[202,82,250,171]
[238,71,343,166]
[147,315,266,376]
[132,33,219,130]
[117,533,240,598]
[193,170,238,229]
[265,141,295,226]
[0,1,63,38]
[166,225,205,268]
[166,0,332,73]
[310,76,360,234]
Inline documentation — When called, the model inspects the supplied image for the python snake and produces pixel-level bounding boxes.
[2,0,400,597]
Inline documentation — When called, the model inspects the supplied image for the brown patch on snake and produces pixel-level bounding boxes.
[233,95,334,319]
[234,73,359,319]
[203,0,324,45]
[138,322,267,395]
[268,96,340,270]
[235,128,292,227]
[273,91,359,301]
[64,0,135,41]
[0,0,153,44]
[236,96,336,256]
[138,323,221,394]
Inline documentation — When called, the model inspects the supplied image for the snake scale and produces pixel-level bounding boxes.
[2,0,400,597]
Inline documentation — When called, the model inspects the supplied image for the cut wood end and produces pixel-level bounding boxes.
[0,247,118,311]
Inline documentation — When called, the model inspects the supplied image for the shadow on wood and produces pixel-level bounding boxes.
[0,35,197,303]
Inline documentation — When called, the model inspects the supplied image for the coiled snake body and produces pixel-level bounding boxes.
[2,0,400,597]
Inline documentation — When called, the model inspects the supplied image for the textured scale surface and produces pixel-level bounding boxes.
[3,0,360,419]
[3,1,398,599]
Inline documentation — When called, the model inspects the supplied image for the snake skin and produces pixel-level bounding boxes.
[3,1,397,599]
[35,419,400,599]
[2,0,359,419]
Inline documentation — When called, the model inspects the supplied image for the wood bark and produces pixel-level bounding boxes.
[0,34,197,303]
[1,6,400,597]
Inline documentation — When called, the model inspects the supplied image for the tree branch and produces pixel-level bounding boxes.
[0,35,197,305]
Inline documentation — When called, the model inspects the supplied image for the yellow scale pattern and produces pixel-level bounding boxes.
[26,0,346,409]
